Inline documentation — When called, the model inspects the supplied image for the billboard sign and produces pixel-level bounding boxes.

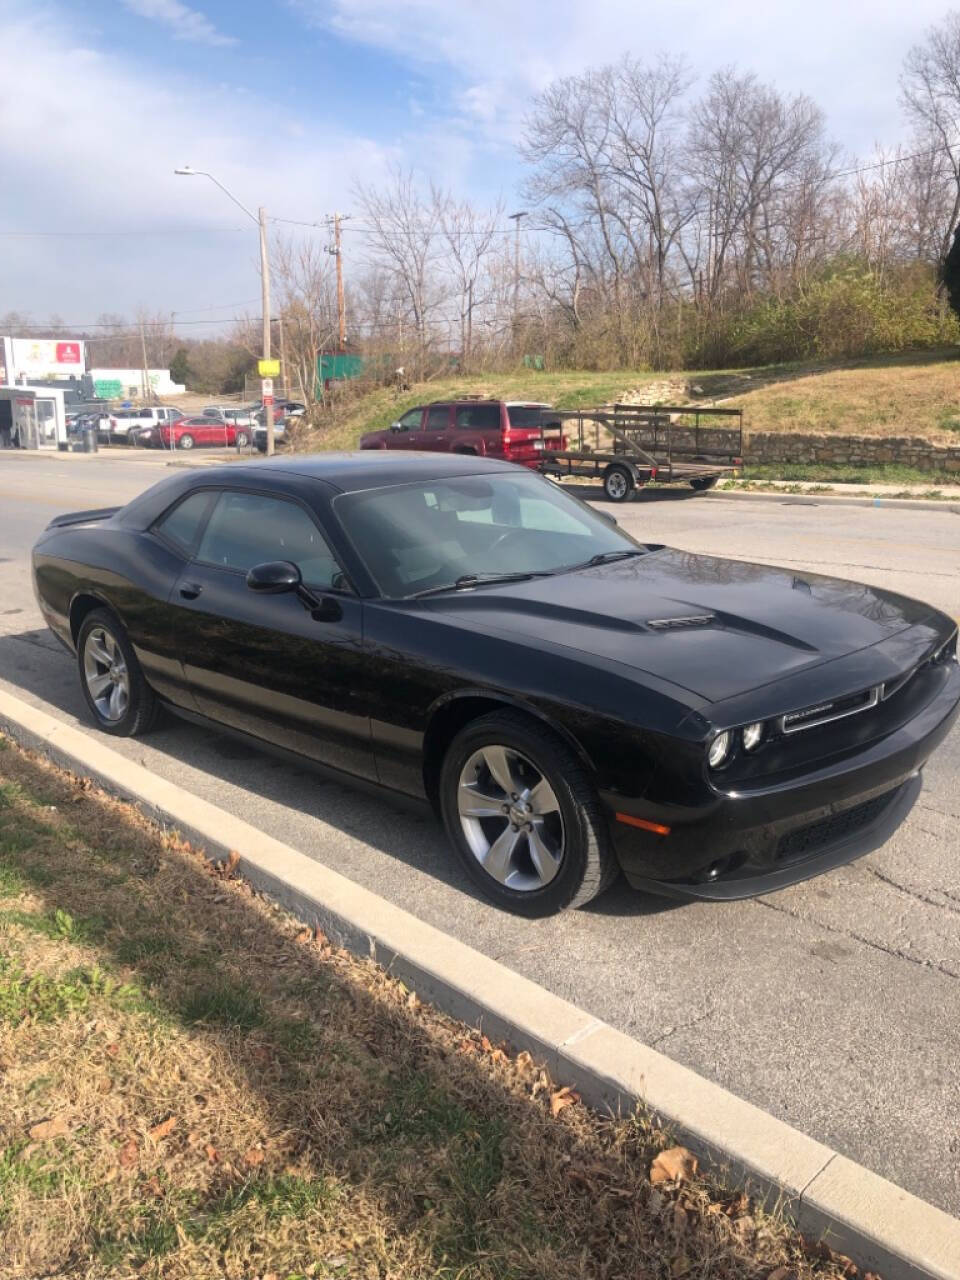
[3,337,86,381]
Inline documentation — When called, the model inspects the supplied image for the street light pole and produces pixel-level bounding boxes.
[508,210,527,354]
[258,206,274,456]
[174,165,275,455]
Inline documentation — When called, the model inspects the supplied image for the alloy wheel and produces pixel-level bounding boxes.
[456,745,564,891]
[82,627,130,722]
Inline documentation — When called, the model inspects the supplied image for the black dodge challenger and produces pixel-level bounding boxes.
[32,453,959,915]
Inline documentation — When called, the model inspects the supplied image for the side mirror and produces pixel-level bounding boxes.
[246,560,301,594]
[389,421,402,432]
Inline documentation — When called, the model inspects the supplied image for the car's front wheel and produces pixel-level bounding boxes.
[77,609,158,736]
[178,433,195,450]
[235,430,250,448]
[439,710,617,915]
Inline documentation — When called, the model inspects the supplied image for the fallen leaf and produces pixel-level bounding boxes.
[295,928,312,944]
[149,1116,177,1142]
[515,1050,534,1072]
[243,1147,265,1167]
[29,1115,71,1141]
[98,1076,113,1095]
[223,850,240,878]
[106,1043,120,1058]
[325,1256,349,1269]
[458,1038,478,1055]
[263,1273,280,1280]
[767,1270,799,1280]
[549,1086,580,1117]
[119,1138,139,1168]
[314,926,328,946]
[144,1175,163,1198]
[205,1144,219,1164]
[406,990,419,1009]
[480,1035,493,1053]
[650,1146,699,1185]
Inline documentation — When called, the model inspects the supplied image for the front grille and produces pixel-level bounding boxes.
[776,790,896,863]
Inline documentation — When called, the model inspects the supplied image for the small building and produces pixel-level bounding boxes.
[0,385,68,450]
[89,368,186,399]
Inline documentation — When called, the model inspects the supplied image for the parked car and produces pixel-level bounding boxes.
[139,416,252,450]
[360,400,565,467]
[32,454,959,916]
[102,406,184,446]
[202,405,259,427]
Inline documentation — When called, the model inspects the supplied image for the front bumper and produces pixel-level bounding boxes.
[609,663,959,900]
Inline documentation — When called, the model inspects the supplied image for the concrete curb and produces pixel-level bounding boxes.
[0,687,957,1280]
[705,488,960,514]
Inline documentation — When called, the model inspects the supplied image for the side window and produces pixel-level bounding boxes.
[454,404,502,430]
[398,408,423,431]
[154,491,214,554]
[196,492,343,590]
[424,405,449,431]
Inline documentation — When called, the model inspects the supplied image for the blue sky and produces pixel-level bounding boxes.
[1,0,955,329]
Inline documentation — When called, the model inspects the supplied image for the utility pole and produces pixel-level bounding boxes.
[258,206,275,456]
[334,213,346,351]
[325,213,348,352]
[139,317,151,402]
[508,211,528,352]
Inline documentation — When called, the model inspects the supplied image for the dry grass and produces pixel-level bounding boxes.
[718,350,960,440]
[0,737,869,1280]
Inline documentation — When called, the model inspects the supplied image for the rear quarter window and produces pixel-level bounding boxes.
[454,404,502,430]
[153,491,215,555]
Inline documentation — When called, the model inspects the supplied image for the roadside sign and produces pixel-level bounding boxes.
[261,377,274,398]
[263,395,275,406]
[258,358,280,378]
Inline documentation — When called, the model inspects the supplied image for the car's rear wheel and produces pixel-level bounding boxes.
[178,433,195,450]
[439,710,618,915]
[235,430,250,448]
[603,464,634,502]
[77,609,158,736]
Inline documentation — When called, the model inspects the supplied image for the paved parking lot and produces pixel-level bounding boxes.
[1,451,958,1214]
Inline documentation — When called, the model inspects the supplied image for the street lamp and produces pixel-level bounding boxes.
[175,166,275,455]
[508,211,528,348]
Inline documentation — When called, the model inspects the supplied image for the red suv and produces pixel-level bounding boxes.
[359,400,564,467]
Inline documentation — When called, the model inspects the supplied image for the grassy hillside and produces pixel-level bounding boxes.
[295,349,960,453]
[303,369,682,452]
[709,349,960,439]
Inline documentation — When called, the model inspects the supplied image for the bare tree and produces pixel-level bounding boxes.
[353,166,445,376]
[432,187,504,368]
[900,11,960,262]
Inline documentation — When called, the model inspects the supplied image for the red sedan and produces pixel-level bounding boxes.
[144,417,253,451]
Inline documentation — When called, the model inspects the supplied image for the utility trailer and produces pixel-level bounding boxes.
[536,404,743,501]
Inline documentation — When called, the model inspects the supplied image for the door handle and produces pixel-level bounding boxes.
[179,582,203,600]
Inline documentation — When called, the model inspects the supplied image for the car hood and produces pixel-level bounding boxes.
[424,548,939,702]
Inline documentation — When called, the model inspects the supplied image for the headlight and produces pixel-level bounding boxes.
[742,722,764,751]
[707,731,733,769]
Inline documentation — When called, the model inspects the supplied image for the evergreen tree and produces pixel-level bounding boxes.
[169,347,190,386]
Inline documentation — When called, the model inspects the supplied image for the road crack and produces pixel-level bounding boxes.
[650,1004,717,1048]
[865,865,960,918]
[754,897,960,981]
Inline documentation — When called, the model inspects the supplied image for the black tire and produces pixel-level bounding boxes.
[603,464,634,502]
[690,476,719,491]
[439,710,618,915]
[178,433,195,450]
[77,609,159,737]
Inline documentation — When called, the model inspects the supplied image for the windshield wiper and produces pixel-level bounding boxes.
[560,549,647,574]
[411,571,553,599]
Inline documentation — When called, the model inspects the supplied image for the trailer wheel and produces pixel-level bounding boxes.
[602,464,634,502]
[690,476,719,491]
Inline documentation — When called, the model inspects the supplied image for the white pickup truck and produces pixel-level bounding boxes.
[99,406,183,445]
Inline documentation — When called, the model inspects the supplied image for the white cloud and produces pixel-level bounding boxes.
[0,2,395,316]
[122,0,236,48]
[306,0,958,154]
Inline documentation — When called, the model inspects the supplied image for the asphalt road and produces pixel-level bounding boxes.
[2,450,959,1215]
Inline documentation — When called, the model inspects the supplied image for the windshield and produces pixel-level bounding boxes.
[334,471,640,598]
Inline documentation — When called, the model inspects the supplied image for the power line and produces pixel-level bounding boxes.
[0,228,249,238]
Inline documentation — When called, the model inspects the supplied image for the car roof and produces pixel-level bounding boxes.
[255,450,522,492]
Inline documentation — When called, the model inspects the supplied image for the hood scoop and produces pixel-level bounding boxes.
[646,613,716,631]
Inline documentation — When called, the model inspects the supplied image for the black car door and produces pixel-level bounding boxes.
[171,488,376,782]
